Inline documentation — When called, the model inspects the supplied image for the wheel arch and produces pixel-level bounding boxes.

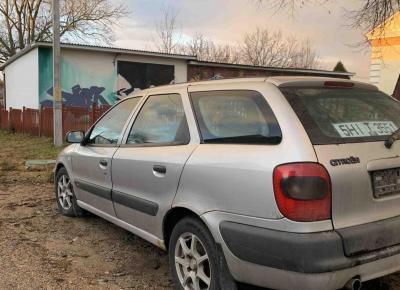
[55,162,65,175]
[163,207,206,250]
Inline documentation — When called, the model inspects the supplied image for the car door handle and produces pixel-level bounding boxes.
[153,165,166,174]
[99,159,108,167]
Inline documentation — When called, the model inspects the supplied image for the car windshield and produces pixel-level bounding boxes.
[280,86,400,145]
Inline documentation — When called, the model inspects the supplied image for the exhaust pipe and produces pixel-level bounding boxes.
[344,277,362,290]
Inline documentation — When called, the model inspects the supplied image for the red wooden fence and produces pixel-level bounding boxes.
[10,108,22,133]
[40,107,54,138]
[0,103,110,139]
[0,109,9,130]
[23,108,40,136]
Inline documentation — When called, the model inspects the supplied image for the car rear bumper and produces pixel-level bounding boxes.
[219,220,400,274]
[202,212,400,290]
[224,246,400,290]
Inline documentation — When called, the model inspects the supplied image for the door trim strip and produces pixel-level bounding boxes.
[74,179,112,200]
[112,190,159,216]
[77,200,165,250]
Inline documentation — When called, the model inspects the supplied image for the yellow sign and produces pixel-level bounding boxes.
[54,87,62,102]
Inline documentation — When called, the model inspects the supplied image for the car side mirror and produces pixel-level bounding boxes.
[66,131,85,144]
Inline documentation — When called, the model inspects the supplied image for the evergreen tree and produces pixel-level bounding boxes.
[333,61,348,72]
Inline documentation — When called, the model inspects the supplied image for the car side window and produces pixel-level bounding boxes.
[190,90,282,144]
[127,94,190,145]
[88,97,141,145]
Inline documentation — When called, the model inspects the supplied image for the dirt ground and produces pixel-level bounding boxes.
[0,131,173,290]
[0,130,400,290]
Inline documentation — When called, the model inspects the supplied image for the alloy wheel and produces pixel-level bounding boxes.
[174,232,211,290]
[57,175,74,210]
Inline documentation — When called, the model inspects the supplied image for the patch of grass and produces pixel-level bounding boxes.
[0,130,64,161]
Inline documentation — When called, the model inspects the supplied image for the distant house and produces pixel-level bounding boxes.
[367,11,400,97]
[0,42,354,109]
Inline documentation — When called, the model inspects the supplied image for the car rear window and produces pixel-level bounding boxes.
[190,90,282,144]
[280,86,400,145]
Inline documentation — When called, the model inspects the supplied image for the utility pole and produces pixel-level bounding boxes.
[53,0,62,146]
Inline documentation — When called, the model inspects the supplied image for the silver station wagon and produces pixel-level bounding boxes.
[55,77,400,290]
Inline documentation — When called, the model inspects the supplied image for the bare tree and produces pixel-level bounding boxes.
[154,6,180,54]
[0,0,127,62]
[289,39,321,69]
[241,28,284,67]
[352,0,400,36]
[178,33,240,63]
[240,28,320,68]
[254,0,318,12]
[255,0,400,36]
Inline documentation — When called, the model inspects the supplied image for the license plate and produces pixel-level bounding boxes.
[372,168,400,198]
[333,121,398,138]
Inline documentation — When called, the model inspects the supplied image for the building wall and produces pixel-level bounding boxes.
[367,12,400,95]
[4,48,39,109]
[369,41,400,95]
[38,47,188,108]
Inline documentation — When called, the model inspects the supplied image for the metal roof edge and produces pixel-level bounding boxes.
[0,42,197,70]
[188,60,355,77]
[0,43,39,70]
[0,42,355,78]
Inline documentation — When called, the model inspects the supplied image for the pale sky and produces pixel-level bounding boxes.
[112,0,371,81]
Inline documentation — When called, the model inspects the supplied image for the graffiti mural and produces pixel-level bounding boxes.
[40,85,110,108]
[39,47,118,108]
[38,48,176,108]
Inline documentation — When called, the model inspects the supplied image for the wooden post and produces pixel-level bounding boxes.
[22,106,26,134]
[62,103,65,138]
[91,102,97,126]
[53,0,62,145]
[9,107,12,131]
[39,105,42,137]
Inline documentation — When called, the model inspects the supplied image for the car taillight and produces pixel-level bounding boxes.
[273,163,331,222]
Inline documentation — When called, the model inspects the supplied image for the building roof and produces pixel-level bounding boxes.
[189,60,355,77]
[0,42,197,70]
[0,42,355,78]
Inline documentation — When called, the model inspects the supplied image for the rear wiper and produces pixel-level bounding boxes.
[385,128,400,149]
[203,135,282,144]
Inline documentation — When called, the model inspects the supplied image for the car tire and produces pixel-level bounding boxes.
[169,217,234,290]
[55,167,84,217]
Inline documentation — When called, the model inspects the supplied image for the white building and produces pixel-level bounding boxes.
[1,42,354,109]
[1,42,194,109]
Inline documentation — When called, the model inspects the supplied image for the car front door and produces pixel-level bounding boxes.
[72,97,142,216]
[111,90,199,240]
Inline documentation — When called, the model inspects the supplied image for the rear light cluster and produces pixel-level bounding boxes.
[273,163,332,222]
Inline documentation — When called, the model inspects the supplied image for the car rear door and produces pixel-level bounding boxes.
[280,84,400,230]
[72,97,142,216]
[315,142,400,229]
[111,88,199,239]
